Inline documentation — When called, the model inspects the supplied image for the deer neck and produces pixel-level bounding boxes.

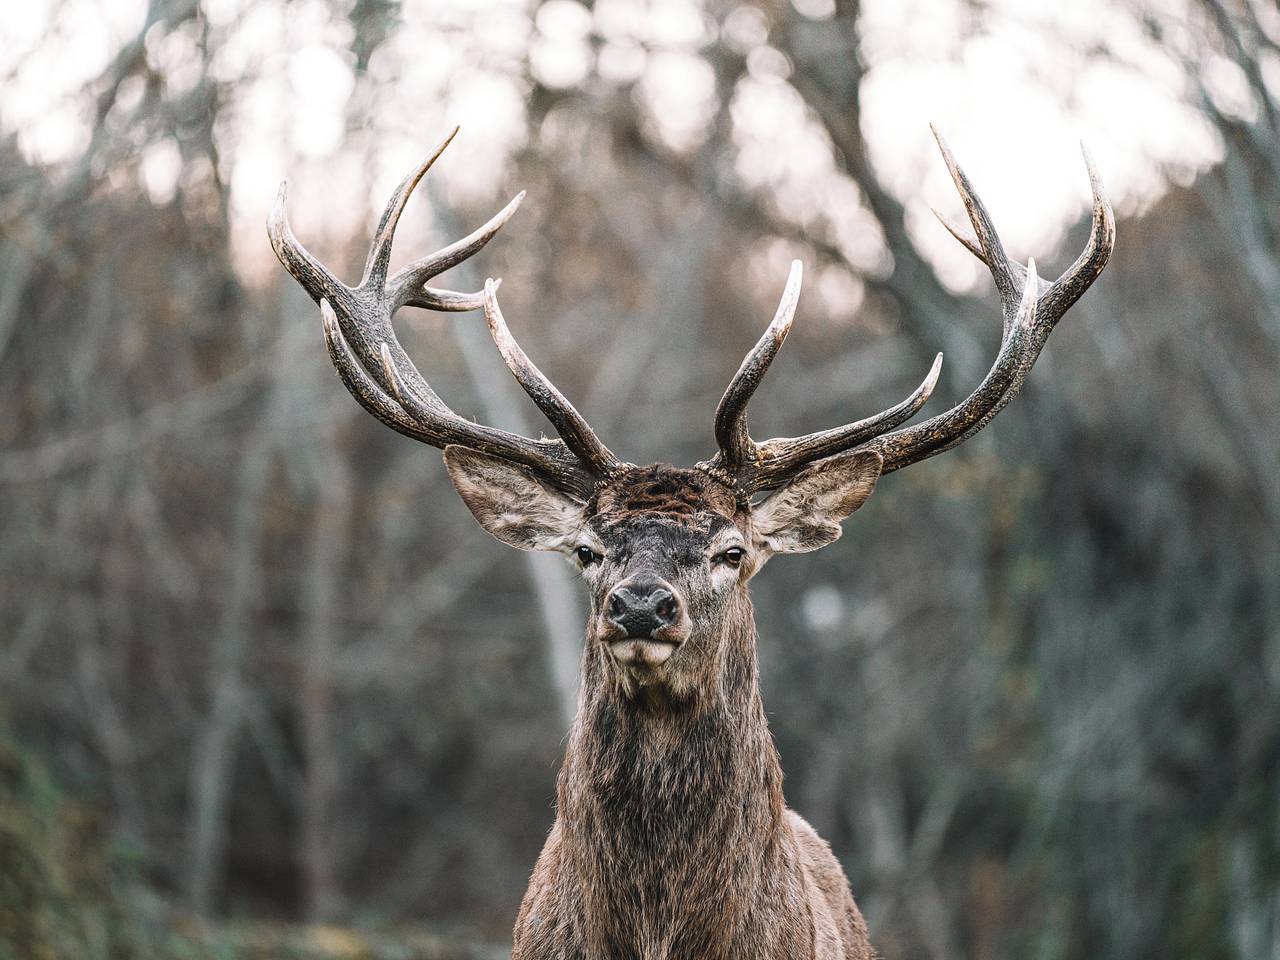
[556,592,786,949]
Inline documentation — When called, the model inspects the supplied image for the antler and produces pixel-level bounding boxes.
[699,126,1115,493]
[268,128,622,498]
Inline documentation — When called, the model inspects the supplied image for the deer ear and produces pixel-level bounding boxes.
[751,450,883,555]
[443,446,586,552]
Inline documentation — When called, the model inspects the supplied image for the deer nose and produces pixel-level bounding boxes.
[605,578,681,639]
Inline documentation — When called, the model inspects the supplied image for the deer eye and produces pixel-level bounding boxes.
[717,547,746,567]
[576,545,601,566]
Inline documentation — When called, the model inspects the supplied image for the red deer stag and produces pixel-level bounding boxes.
[269,127,1114,960]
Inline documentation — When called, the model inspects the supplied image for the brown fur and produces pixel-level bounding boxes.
[591,464,741,519]
[504,466,875,960]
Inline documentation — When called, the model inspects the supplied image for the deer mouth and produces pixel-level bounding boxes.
[606,637,680,667]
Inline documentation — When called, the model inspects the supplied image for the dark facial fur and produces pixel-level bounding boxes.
[576,466,749,703]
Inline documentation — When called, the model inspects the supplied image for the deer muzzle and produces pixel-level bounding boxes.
[605,577,681,638]
[601,577,689,666]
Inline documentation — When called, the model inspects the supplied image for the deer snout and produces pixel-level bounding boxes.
[605,578,682,640]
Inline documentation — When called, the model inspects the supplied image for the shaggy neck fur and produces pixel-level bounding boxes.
[554,590,788,958]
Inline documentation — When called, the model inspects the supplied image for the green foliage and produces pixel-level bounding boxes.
[0,731,494,960]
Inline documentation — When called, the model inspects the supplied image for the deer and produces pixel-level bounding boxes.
[268,126,1114,960]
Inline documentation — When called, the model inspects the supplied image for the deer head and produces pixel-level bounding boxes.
[268,126,1114,709]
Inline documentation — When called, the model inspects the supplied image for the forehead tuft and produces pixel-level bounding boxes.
[592,464,738,522]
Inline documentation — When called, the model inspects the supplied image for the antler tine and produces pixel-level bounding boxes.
[268,182,350,313]
[360,128,458,291]
[744,353,943,492]
[712,260,804,475]
[482,280,624,477]
[931,207,984,263]
[929,124,1020,310]
[1044,141,1116,314]
[392,191,526,312]
[270,133,618,498]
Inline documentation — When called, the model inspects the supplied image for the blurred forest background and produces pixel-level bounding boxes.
[1,0,1278,957]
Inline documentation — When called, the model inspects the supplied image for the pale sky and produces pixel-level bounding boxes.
[0,0,1242,291]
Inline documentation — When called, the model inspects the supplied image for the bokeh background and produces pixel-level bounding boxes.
[2,0,1279,957]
